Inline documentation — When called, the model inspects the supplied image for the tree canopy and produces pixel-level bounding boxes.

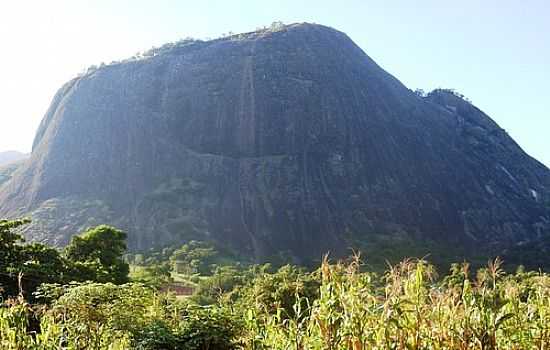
[65,225,130,284]
[0,220,129,299]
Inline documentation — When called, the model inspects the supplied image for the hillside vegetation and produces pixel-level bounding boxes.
[1,219,549,349]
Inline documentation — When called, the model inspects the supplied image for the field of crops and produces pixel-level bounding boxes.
[1,256,549,349]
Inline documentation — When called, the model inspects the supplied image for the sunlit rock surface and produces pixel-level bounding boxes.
[1,23,549,262]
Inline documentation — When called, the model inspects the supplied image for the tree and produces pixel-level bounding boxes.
[0,219,29,296]
[414,88,426,97]
[65,225,129,284]
[17,243,68,297]
[236,264,320,319]
[170,241,219,275]
[0,219,69,299]
[0,218,28,249]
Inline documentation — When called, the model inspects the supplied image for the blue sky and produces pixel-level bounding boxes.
[0,0,548,166]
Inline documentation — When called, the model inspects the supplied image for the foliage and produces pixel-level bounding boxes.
[130,262,174,289]
[2,218,550,348]
[133,305,241,350]
[133,320,179,349]
[413,88,426,97]
[191,264,261,305]
[127,240,247,291]
[240,257,550,349]
[236,264,320,320]
[2,282,241,349]
[428,87,473,103]
[168,240,244,276]
[65,225,130,284]
[0,219,67,299]
[503,231,550,271]
[347,231,490,273]
[170,240,220,275]
[16,243,68,299]
[175,304,242,350]
[1,219,130,301]
[1,256,550,348]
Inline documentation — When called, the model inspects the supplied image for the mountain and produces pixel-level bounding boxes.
[0,23,549,263]
[0,151,28,166]
[0,151,28,187]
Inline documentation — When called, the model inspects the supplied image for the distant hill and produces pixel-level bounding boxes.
[0,23,549,265]
[0,151,28,166]
[0,152,28,187]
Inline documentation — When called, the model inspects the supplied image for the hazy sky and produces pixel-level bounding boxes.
[1,1,548,166]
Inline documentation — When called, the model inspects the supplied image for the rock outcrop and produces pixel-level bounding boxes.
[1,23,549,262]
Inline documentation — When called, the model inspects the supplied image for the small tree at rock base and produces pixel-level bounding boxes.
[65,225,130,284]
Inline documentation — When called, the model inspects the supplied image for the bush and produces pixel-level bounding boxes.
[176,305,242,350]
[237,264,320,319]
[133,305,241,350]
[134,320,180,350]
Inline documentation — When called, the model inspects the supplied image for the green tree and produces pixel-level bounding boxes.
[170,241,219,275]
[17,243,68,297]
[131,262,173,289]
[237,264,320,319]
[0,219,29,296]
[0,219,69,299]
[65,225,130,284]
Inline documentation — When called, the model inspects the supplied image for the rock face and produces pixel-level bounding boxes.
[1,23,549,261]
